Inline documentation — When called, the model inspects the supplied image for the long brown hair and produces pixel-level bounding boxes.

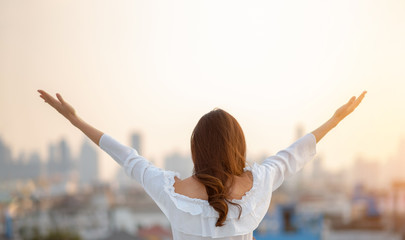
[191,108,246,227]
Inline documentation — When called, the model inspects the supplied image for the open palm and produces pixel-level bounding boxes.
[333,91,367,121]
[38,90,77,122]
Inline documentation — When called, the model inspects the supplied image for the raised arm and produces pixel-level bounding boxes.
[311,91,367,143]
[260,91,367,191]
[37,90,103,145]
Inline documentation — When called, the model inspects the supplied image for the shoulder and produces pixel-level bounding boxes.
[173,171,255,201]
[173,176,209,200]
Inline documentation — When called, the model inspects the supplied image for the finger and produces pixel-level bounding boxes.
[346,96,356,107]
[353,91,367,107]
[38,90,60,107]
[38,90,53,100]
[347,91,367,112]
[44,92,59,103]
[56,93,66,104]
[39,95,47,102]
[38,90,52,100]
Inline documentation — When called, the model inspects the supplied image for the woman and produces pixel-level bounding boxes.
[37,90,366,240]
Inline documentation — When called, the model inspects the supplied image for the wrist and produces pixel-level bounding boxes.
[69,115,81,127]
[328,117,340,128]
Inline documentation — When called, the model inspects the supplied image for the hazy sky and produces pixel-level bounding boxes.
[1,0,404,180]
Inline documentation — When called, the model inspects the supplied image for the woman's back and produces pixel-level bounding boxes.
[173,172,254,202]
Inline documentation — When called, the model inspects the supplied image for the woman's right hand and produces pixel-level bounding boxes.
[38,90,78,124]
[311,91,367,143]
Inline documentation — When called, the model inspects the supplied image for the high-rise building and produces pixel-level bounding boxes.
[59,138,72,173]
[164,152,193,179]
[26,152,41,179]
[46,138,74,178]
[78,139,99,185]
[0,137,12,180]
[47,143,57,177]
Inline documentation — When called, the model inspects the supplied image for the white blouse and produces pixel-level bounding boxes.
[99,133,317,240]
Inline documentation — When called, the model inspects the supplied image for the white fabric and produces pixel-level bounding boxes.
[99,133,317,239]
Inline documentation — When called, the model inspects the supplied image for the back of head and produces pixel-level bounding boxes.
[190,108,246,227]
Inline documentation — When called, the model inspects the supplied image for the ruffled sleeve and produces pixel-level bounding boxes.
[98,134,172,213]
[260,133,317,191]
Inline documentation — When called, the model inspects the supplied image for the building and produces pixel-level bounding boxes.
[78,139,99,185]
[164,152,193,179]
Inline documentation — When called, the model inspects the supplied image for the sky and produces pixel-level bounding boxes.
[1,0,405,180]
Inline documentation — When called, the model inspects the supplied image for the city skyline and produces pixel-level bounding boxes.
[1,128,405,186]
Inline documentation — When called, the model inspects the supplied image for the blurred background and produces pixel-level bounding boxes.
[1,0,405,239]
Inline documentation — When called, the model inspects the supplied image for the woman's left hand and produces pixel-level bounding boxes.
[37,89,103,145]
[332,91,367,123]
[38,90,78,123]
